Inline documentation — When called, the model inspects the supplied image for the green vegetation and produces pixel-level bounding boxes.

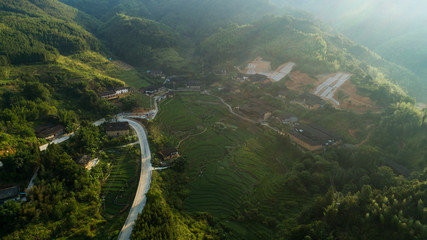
[0,144,103,239]
[1,0,427,239]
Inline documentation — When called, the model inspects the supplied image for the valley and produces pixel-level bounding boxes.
[0,0,426,240]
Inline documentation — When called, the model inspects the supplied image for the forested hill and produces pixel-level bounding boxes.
[0,0,101,65]
[61,0,427,103]
[62,0,279,38]
[200,15,416,106]
[0,0,426,239]
[271,0,427,103]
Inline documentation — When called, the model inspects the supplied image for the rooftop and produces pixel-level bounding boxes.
[159,148,178,157]
[289,124,341,147]
[0,186,19,200]
[298,92,324,106]
[35,125,64,138]
[106,122,130,132]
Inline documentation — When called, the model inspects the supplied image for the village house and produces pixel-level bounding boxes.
[249,74,268,82]
[142,85,160,95]
[167,91,175,98]
[297,92,325,109]
[35,125,65,140]
[186,81,202,91]
[99,87,131,99]
[148,70,166,79]
[76,155,99,170]
[0,186,19,204]
[106,122,130,137]
[278,90,289,99]
[288,124,342,151]
[159,148,179,161]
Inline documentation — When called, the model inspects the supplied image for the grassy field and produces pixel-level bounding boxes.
[95,146,140,239]
[155,93,309,239]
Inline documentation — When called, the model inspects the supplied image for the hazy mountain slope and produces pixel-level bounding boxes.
[375,28,427,78]
[0,0,100,31]
[271,0,427,102]
[201,16,416,105]
[100,14,189,72]
[62,0,279,38]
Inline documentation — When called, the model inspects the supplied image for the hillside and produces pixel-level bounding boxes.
[200,16,412,106]
[272,0,427,103]
[100,14,189,73]
[0,0,426,239]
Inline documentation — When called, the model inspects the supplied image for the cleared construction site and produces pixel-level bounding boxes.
[244,57,295,82]
[313,72,352,106]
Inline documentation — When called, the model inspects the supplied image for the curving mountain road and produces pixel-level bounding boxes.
[117,117,152,240]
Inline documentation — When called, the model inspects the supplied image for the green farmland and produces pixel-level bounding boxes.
[95,146,141,239]
[155,93,310,239]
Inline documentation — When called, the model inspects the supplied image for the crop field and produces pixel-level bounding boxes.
[156,93,309,239]
[96,147,140,239]
[115,70,150,89]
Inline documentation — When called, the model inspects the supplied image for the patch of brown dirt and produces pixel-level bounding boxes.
[337,80,379,113]
[286,71,317,92]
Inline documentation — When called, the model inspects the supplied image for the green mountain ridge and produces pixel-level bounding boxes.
[0,0,426,239]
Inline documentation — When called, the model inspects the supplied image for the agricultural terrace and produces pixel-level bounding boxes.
[96,146,141,239]
[155,92,310,239]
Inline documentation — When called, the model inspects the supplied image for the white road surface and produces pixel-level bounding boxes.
[30,94,162,239]
[117,117,152,240]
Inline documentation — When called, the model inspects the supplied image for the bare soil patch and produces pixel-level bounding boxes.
[338,80,379,113]
[286,71,317,92]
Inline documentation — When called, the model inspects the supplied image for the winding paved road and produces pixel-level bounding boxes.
[117,117,152,240]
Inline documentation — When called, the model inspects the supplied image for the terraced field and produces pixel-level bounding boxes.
[155,93,310,239]
[96,147,140,239]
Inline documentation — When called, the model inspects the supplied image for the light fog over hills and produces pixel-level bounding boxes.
[272,0,427,98]
[0,1,426,239]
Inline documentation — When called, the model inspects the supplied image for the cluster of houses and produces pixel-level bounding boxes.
[99,86,131,100]
[35,124,65,140]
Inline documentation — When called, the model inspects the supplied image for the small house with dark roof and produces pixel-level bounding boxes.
[99,90,117,99]
[288,124,342,151]
[159,148,179,161]
[187,81,202,90]
[298,93,325,108]
[143,85,160,95]
[0,186,19,203]
[249,74,268,82]
[167,91,175,98]
[106,122,130,137]
[76,155,99,170]
[35,125,65,140]
[148,70,166,79]
[278,90,289,99]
